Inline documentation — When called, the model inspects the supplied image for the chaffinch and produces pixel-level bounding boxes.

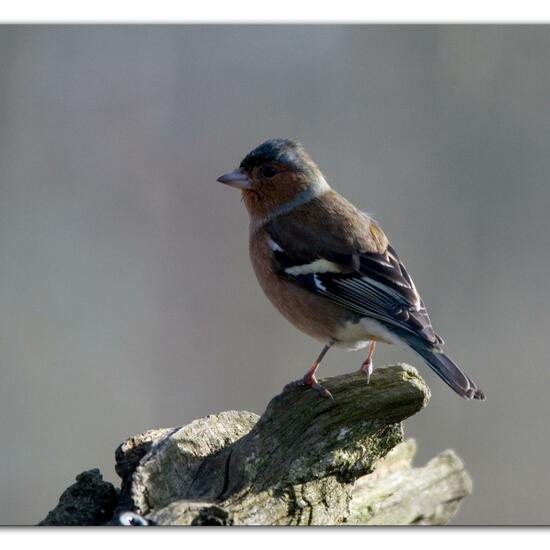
[218,139,485,401]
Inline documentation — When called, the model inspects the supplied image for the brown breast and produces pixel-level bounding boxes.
[248,225,353,343]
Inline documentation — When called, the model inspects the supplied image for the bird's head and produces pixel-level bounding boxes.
[217,139,329,219]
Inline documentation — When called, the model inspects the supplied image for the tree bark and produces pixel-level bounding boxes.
[39,364,473,526]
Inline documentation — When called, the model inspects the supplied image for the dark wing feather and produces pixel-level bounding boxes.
[267,221,442,348]
[266,212,486,399]
[268,215,360,272]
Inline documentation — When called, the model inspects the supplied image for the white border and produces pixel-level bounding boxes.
[1,528,550,548]
[0,5,547,542]
[0,1,550,22]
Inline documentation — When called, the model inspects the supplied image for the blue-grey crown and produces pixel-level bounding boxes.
[240,139,310,172]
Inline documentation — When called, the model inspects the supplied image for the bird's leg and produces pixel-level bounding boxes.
[284,341,334,400]
[360,341,376,384]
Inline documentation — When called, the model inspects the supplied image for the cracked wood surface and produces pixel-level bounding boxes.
[114,364,471,525]
[39,364,473,526]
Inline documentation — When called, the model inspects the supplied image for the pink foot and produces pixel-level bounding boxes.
[360,359,373,384]
[284,374,334,400]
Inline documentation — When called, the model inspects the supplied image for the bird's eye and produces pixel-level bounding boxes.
[262,165,278,178]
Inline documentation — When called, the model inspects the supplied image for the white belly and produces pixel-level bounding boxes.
[333,317,405,351]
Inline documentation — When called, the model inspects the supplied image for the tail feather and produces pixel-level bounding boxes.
[409,343,485,400]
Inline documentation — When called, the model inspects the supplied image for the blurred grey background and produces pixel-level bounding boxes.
[0,25,549,525]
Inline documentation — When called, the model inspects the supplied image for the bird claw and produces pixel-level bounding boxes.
[284,377,334,400]
[311,382,334,400]
[360,359,373,384]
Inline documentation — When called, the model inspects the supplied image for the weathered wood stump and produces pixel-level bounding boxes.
[39,364,473,526]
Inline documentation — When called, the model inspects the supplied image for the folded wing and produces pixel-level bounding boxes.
[266,207,484,400]
[267,218,442,349]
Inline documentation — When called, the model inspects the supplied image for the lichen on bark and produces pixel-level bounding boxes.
[39,364,473,526]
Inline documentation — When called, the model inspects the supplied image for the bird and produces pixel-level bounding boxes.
[217,138,485,401]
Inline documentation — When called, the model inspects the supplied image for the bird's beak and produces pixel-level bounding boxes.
[217,168,252,190]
